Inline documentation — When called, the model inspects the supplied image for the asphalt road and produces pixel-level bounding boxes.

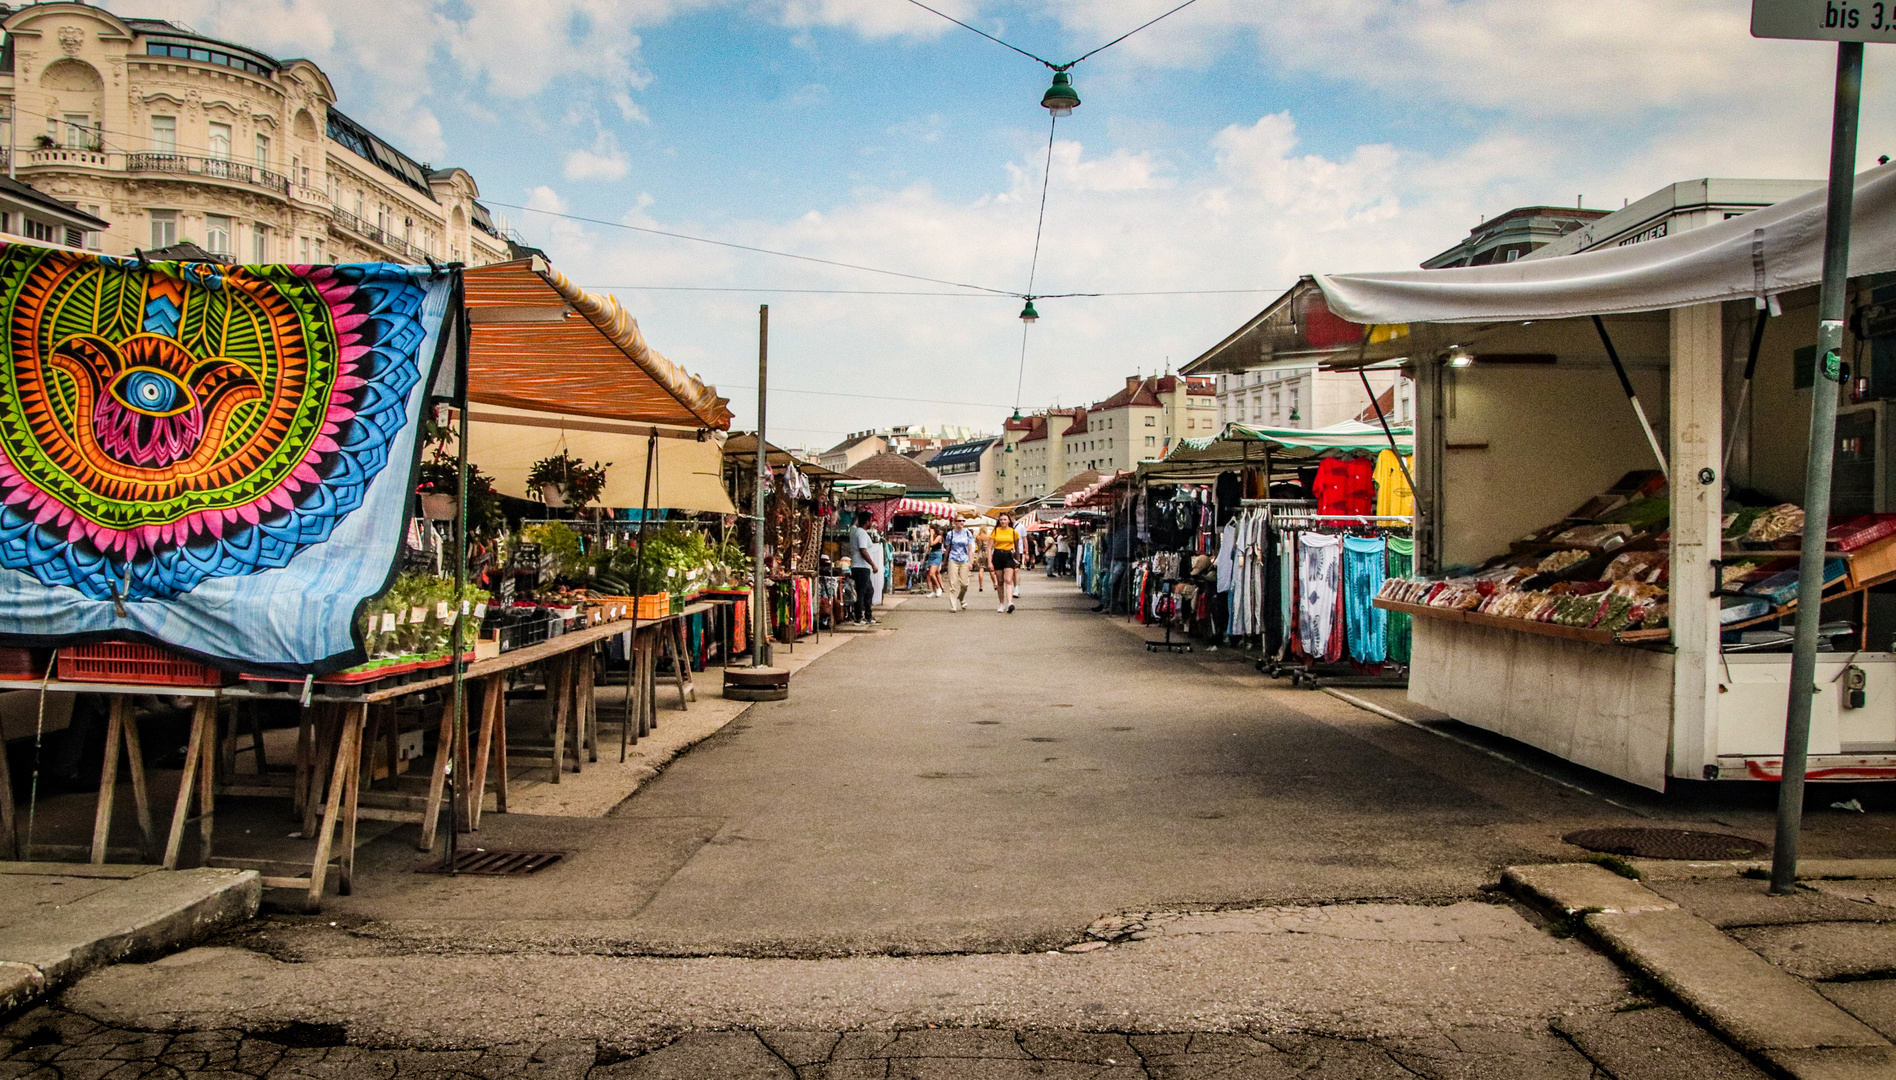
[19,573,1879,1077]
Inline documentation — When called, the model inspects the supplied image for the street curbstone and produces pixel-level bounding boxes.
[1503,862,1678,915]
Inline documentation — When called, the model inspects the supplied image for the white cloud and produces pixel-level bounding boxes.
[776,0,974,39]
[564,133,632,181]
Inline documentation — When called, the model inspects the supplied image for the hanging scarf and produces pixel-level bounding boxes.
[1296,533,1343,660]
[1342,535,1388,664]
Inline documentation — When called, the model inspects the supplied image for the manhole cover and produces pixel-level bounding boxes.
[1563,828,1766,861]
[417,850,565,876]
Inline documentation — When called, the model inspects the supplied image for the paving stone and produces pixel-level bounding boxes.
[883,1031,1026,1059]
[520,1039,596,1080]
[1016,1033,1134,1063]
[1731,921,1896,981]
[833,1034,900,1060]
[1128,1035,1190,1057]
[1819,980,1896,1043]
[807,1060,887,1080]
[591,1032,792,1079]
[1759,1044,1896,1080]
[884,1060,1104,1079]
[1647,878,1895,929]
[1806,879,1896,910]
[759,1032,841,1067]
[1555,1007,1768,1080]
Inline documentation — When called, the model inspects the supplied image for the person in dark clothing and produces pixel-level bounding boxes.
[849,510,880,625]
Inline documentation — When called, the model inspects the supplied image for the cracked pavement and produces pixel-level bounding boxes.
[6,579,1860,1077]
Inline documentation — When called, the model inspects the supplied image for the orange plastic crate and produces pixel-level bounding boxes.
[56,642,226,687]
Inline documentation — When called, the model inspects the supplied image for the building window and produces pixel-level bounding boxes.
[1270,392,1281,420]
[150,116,177,154]
[149,210,177,248]
[1145,435,1155,447]
[84,205,102,250]
[299,236,310,262]
[354,192,364,219]
[205,214,232,255]
[255,134,270,171]
[22,219,55,243]
[252,225,267,263]
[1144,415,1154,427]
[59,114,91,150]
[207,122,232,160]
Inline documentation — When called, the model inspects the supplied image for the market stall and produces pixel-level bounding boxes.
[1312,162,1896,789]
[0,247,740,908]
[722,436,847,640]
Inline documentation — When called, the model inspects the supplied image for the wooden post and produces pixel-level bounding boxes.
[162,700,215,870]
[305,705,362,912]
[418,699,456,851]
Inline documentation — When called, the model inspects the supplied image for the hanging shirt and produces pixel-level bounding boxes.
[1297,533,1343,661]
[1215,522,1237,592]
[1314,457,1375,516]
[945,528,976,563]
[1373,450,1415,519]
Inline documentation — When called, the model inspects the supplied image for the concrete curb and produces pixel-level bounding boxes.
[0,866,260,1016]
[1505,863,1896,1080]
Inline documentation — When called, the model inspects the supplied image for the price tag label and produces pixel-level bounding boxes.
[380,613,396,633]
[436,601,452,621]
[409,606,427,624]
[1753,0,1896,40]
[474,602,488,619]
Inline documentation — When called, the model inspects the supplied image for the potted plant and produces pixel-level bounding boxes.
[527,450,609,510]
[32,134,53,150]
[415,456,506,538]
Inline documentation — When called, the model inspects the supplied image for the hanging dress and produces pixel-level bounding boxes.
[1296,532,1343,660]
[1342,534,1388,664]
[1385,535,1414,663]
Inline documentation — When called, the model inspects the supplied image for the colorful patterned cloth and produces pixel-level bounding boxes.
[0,247,452,673]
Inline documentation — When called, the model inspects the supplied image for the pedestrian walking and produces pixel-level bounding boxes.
[850,510,880,625]
[989,511,1021,613]
[973,524,992,593]
[924,524,945,597]
[943,515,977,612]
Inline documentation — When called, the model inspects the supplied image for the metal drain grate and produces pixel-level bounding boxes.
[417,850,565,876]
[1563,828,1766,861]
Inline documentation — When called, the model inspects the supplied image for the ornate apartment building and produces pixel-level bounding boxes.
[0,3,511,266]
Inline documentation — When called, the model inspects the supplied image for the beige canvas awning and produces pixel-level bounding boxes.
[466,404,735,514]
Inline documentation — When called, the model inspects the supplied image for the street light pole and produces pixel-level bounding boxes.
[1773,39,1863,895]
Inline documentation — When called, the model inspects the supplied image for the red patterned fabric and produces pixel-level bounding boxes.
[1313,457,1374,516]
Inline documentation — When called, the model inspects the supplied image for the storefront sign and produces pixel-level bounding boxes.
[1753,0,1896,41]
[1616,220,1669,247]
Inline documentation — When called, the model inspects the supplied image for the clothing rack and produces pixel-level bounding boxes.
[1260,510,1411,690]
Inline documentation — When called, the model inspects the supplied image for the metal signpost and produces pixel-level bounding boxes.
[1750,1,1874,893]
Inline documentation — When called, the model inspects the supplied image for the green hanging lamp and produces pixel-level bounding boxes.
[1041,72,1079,117]
[1019,299,1040,323]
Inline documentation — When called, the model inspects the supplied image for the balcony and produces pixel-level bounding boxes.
[15,149,290,198]
[124,153,289,196]
[326,208,424,262]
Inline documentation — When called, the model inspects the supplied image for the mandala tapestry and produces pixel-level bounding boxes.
[0,247,453,673]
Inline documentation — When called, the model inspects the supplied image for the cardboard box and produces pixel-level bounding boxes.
[1847,533,1896,588]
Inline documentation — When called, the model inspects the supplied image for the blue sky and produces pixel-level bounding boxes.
[130,0,1896,448]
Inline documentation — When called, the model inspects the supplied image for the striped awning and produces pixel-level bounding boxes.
[464,258,732,429]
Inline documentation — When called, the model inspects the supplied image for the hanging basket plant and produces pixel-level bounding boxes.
[416,457,507,539]
[528,450,610,510]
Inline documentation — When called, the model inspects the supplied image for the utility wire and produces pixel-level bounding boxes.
[901,0,1061,68]
[578,283,1290,297]
[716,383,1013,410]
[901,0,1202,71]
[485,200,1018,296]
[1014,112,1058,412]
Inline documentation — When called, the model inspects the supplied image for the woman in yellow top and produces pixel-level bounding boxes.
[988,511,1022,613]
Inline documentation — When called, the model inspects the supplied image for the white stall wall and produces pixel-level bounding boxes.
[1442,363,1669,567]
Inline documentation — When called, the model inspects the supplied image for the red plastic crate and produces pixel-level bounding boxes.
[56,642,226,687]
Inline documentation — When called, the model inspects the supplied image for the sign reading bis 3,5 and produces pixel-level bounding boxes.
[1754,0,1896,39]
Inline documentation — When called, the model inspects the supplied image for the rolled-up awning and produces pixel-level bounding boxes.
[1314,163,1896,325]
[464,258,733,429]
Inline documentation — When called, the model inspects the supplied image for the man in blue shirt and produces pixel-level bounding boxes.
[943,517,976,612]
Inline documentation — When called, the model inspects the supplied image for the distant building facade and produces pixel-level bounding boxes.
[927,437,1000,505]
[0,2,512,267]
[1422,205,1609,268]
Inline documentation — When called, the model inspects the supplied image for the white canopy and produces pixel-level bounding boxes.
[1315,164,1896,326]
